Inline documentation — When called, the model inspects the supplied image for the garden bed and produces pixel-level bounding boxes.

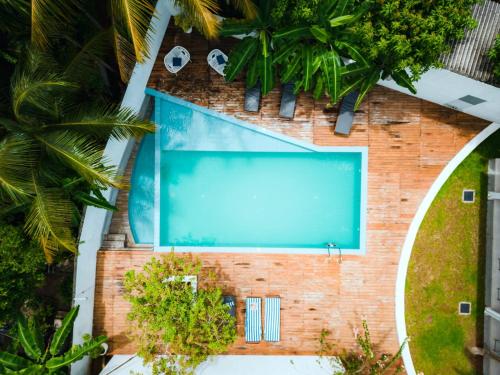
[406,130,500,374]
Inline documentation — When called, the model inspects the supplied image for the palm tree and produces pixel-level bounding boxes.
[0,49,154,262]
[0,306,107,373]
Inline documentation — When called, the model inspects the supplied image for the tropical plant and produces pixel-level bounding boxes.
[0,224,46,326]
[488,34,500,82]
[123,252,237,375]
[0,49,154,261]
[0,306,107,374]
[351,0,480,82]
[319,320,407,375]
[223,0,381,108]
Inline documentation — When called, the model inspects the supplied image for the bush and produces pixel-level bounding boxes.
[352,0,479,81]
[488,34,500,81]
[0,224,46,326]
[123,252,236,375]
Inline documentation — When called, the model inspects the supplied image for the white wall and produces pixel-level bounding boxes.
[70,1,175,374]
[379,69,500,123]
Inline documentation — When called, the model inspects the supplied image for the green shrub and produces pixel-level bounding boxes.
[352,0,480,81]
[0,224,46,326]
[488,34,500,81]
[123,252,237,375]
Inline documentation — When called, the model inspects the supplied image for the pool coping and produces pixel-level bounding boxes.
[145,88,368,255]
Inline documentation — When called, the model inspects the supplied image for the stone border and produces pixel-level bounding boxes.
[395,122,500,375]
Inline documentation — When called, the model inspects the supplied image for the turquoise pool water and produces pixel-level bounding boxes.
[160,150,361,248]
[129,89,366,252]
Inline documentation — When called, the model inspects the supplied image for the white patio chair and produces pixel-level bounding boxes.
[164,46,190,74]
[207,49,228,76]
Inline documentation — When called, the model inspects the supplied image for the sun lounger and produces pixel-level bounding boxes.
[245,297,262,343]
[279,83,296,119]
[264,297,281,342]
[335,91,359,135]
[244,82,261,112]
[223,295,236,318]
[164,46,190,74]
[207,49,228,76]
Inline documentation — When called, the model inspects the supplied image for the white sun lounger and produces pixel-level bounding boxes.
[164,46,190,74]
[264,297,281,342]
[245,297,262,343]
[207,49,228,76]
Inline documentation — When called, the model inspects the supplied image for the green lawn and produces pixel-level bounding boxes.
[406,130,500,375]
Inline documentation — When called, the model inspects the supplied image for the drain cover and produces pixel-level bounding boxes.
[462,190,475,203]
[459,301,471,315]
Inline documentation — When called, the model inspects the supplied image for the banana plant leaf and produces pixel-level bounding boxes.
[49,306,79,356]
[341,63,371,78]
[335,40,368,66]
[0,352,31,371]
[321,50,342,103]
[272,43,298,64]
[310,26,329,43]
[246,54,260,88]
[273,26,310,41]
[45,335,107,371]
[332,0,354,17]
[302,46,313,91]
[16,318,43,361]
[313,76,324,100]
[224,37,258,82]
[354,69,381,110]
[329,15,355,27]
[259,54,275,95]
[220,19,258,37]
[280,52,302,83]
[391,69,417,94]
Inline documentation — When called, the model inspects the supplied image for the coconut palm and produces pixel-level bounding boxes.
[0,49,154,262]
[0,306,107,374]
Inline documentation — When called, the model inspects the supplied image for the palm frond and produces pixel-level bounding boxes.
[0,135,37,202]
[31,0,78,49]
[176,0,221,39]
[230,0,258,19]
[113,29,136,82]
[64,29,114,82]
[35,131,125,190]
[11,51,78,122]
[25,177,76,262]
[112,0,155,63]
[40,106,155,141]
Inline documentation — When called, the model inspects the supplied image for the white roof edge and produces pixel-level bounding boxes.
[99,354,341,375]
[70,1,174,374]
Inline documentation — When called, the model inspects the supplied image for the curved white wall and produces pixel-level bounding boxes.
[395,122,500,375]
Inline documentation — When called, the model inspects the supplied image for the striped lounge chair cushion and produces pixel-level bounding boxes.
[245,297,262,343]
[264,297,281,342]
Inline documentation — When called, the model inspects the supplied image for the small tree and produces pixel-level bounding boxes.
[0,224,46,326]
[319,320,407,375]
[123,252,237,375]
[0,306,107,374]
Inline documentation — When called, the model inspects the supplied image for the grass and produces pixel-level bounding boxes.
[406,129,500,375]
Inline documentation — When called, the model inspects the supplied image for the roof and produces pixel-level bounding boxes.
[441,0,500,85]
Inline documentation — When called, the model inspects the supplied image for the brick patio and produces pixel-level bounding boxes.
[94,26,490,358]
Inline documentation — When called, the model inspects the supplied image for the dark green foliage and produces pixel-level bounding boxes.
[0,307,107,374]
[123,252,237,375]
[351,0,480,81]
[0,224,46,326]
[223,0,479,107]
[488,34,500,81]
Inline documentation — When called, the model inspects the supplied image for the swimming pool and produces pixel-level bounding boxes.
[129,89,367,254]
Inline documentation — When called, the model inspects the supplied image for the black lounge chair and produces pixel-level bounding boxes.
[335,91,359,135]
[223,295,236,318]
[244,82,261,112]
[279,82,296,119]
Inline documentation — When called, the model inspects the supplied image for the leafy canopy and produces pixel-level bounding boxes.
[223,0,479,108]
[123,252,237,375]
[0,306,107,374]
[0,224,46,326]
